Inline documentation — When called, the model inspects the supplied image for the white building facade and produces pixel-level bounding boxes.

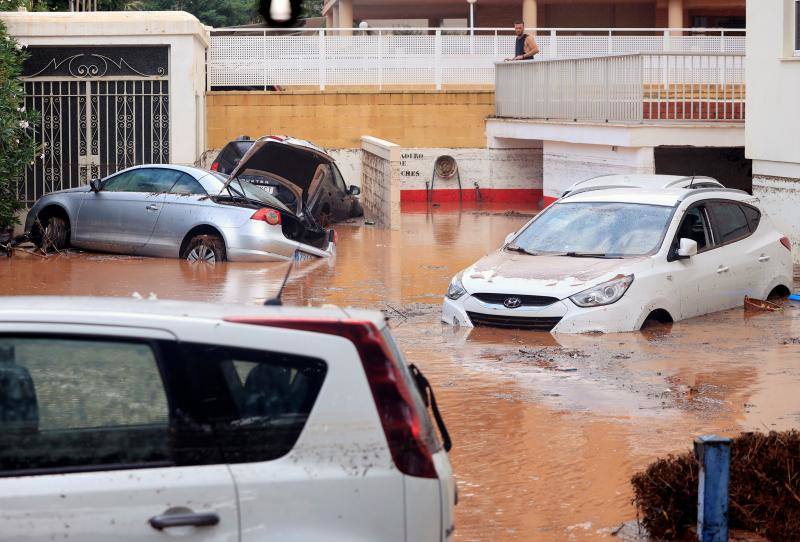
[746,0,800,263]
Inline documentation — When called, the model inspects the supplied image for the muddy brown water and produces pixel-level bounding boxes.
[3,204,800,541]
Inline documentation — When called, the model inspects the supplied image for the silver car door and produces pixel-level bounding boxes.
[146,173,214,257]
[75,168,180,252]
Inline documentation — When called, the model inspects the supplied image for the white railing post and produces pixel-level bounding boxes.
[263,30,268,91]
[720,29,726,53]
[435,29,442,90]
[318,29,326,91]
[378,30,383,90]
[608,29,613,55]
[493,30,498,59]
[663,29,670,52]
[550,29,557,59]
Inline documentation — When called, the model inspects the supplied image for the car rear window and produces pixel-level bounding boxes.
[742,204,761,233]
[0,336,326,477]
[710,202,751,244]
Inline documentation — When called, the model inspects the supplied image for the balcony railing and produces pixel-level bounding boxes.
[495,52,745,123]
[207,27,745,91]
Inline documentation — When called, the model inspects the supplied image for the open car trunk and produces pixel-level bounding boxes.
[227,137,332,212]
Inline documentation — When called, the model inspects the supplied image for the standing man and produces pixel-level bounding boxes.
[506,21,539,61]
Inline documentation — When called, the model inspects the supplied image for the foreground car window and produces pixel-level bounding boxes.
[163,343,327,464]
[710,202,751,243]
[512,202,674,256]
[0,337,170,475]
[103,168,181,193]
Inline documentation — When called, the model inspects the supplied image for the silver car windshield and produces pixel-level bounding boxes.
[511,202,674,257]
[207,171,291,213]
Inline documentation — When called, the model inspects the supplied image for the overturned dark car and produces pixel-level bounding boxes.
[213,135,363,226]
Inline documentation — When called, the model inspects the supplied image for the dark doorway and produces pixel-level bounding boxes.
[654,147,752,193]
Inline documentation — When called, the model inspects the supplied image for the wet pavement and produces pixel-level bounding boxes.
[3,203,800,541]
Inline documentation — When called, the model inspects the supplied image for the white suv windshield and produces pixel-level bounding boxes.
[511,202,674,257]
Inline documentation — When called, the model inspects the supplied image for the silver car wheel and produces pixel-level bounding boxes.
[187,245,216,263]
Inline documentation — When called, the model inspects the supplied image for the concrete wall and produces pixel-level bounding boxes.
[330,146,543,203]
[543,142,655,202]
[206,91,494,150]
[746,0,800,262]
[360,136,401,229]
[1,11,210,167]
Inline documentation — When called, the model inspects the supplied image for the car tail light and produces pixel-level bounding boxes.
[780,236,792,251]
[210,161,219,171]
[224,317,439,479]
[251,208,281,225]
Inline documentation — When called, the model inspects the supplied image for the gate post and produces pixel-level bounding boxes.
[694,435,732,542]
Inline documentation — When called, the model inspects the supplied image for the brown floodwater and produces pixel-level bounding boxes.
[3,203,800,541]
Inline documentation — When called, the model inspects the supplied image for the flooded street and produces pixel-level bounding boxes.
[3,203,800,541]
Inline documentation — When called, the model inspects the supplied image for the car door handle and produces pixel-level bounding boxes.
[146,204,160,211]
[758,255,771,262]
[716,265,730,274]
[149,512,220,530]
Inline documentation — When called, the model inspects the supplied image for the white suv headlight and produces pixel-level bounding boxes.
[569,275,634,308]
[445,273,467,301]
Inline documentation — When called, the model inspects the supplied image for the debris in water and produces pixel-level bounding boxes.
[744,296,782,312]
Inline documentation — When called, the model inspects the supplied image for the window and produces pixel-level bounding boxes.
[0,337,328,477]
[675,206,711,252]
[170,173,207,195]
[512,202,675,257]
[331,164,349,193]
[162,343,327,464]
[709,202,751,244]
[102,168,181,193]
[795,0,800,54]
[0,337,170,475]
[741,205,761,233]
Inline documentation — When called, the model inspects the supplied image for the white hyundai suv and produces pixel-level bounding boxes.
[0,297,455,541]
[443,185,793,333]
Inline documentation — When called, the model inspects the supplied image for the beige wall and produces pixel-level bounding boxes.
[206,91,494,150]
[745,0,800,167]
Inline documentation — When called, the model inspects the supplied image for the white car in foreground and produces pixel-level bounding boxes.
[0,297,455,541]
[443,184,793,333]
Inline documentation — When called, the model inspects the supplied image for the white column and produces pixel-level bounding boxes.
[325,10,334,29]
[332,5,340,30]
[339,0,353,36]
[668,0,683,35]
[522,0,537,32]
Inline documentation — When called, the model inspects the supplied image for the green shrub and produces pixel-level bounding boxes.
[0,18,39,230]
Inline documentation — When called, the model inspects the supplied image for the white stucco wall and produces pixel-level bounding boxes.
[543,142,655,200]
[329,147,543,193]
[1,11,209,166]
[746,0,800,263]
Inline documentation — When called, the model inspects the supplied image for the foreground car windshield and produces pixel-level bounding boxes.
[511,202,674,256]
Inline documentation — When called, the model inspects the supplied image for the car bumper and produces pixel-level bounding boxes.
[442,293,645,334]
[224,221,333,263]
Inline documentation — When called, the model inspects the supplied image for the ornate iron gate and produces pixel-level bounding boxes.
[21,46,170,204]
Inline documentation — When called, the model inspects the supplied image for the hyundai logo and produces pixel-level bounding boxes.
[503,297,522,309]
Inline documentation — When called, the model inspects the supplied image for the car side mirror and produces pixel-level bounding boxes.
[349,185,361,196]
[89,178,101,192]
[504,232,516,245]
[677,238,698,259]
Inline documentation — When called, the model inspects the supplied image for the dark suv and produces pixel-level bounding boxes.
[213,136,363,226]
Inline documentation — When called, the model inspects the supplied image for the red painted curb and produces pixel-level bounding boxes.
[400,188,543,203]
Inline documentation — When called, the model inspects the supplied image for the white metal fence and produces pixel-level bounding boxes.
[495,53,746,123]
[207,27,745,90]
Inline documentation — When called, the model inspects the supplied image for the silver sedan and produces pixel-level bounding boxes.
[24,164,333,263]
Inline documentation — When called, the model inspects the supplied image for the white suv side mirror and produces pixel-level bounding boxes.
[677,238,698,258]
[504,232,516,245]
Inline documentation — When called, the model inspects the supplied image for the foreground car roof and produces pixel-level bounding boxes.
[560,187,751,206]
[0,296,385,328]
